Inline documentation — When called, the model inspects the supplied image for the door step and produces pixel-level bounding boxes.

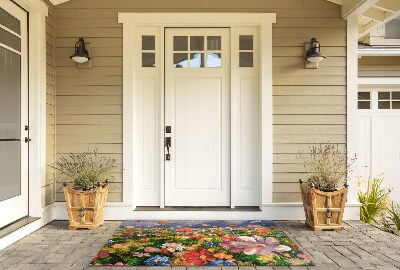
[135,206,261,212]
[0,216,40,240]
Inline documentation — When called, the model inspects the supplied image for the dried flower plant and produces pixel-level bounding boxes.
[50,148,117,189]
[298,144,356,191]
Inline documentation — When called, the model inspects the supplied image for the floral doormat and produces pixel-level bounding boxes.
[90,220,314,266]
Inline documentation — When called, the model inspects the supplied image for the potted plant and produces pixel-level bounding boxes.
[298,144,355,231]
[51,149,117,230]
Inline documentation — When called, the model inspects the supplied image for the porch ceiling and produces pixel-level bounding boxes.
[326,0,400,40]
[47,0,399,42]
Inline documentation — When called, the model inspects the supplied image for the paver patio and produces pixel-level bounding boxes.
[0,220,399,270]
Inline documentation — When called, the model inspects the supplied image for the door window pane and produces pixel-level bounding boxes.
[358,101,370,109]
[142,53,155,67]
[0,27,21,51]
[207,53,221,68]
[142,35,155,50]
[378,92,390,100]
[190,36,204,51]
[239,52,253,67]
[392,101,400,109]
[0,7,20,34]
[392,92,400,100]
[378,101,390,109]
[173,53,188,68]
[173,36,188,51]
[0,47,21,201]
[239,35,253,50]
[358,92,370,100]
[189,53,204,68]
[207,36,221,50]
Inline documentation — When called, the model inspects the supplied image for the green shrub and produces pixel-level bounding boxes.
[383,201,400,230]
[358,176,391,224]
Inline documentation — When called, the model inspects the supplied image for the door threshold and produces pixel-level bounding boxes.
[135,206,261,212]
[0,216,40,240]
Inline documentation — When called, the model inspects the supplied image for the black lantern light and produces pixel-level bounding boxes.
[305,38,326,63]
[70,38,91,64]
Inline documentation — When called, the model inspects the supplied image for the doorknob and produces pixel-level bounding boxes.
[165,137,171,161]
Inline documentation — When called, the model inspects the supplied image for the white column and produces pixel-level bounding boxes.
[347,16,360,205]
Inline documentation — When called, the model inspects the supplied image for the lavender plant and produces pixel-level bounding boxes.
[50,148,117,189]
[299,144,355,191]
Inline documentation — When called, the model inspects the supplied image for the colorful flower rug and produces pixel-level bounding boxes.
[90,220,314,267]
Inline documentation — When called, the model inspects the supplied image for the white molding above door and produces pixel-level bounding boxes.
[119,13,276,210]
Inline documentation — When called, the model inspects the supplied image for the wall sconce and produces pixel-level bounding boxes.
[305,38,326,69]
[70,38,91,64]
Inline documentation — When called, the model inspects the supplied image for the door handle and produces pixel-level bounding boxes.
[0,139,20,142]
[24,137,31,143]
[165,137,171,161]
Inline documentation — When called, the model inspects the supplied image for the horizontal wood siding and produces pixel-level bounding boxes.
[359,56,400,77]
[45,1,56,207]
[55,0,346,203]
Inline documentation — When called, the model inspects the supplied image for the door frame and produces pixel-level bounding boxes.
[119,13,276,210]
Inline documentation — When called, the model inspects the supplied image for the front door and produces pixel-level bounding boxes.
[0,0,28,228]
[358,90,400,203]
[164,28,230,206]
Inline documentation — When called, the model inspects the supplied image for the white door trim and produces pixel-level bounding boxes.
[12,0,48,217]
[346,16,360,204]
[119,13,276,210]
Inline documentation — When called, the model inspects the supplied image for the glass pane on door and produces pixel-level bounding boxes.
[0,46,21,202]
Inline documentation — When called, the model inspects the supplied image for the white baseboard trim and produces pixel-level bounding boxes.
[0,203,54,251]
[54,201,361,221]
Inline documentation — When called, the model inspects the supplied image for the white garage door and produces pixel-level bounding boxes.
[358,89,400,203]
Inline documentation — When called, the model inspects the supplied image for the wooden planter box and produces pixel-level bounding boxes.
[300,182,348,231]
[63,184,109,230]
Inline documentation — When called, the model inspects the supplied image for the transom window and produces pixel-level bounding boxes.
[172,35,222,68]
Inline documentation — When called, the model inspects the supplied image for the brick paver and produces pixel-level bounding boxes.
[0,220,399,270]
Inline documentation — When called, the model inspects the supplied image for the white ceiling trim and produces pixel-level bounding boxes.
[326,0,400,39]
[342,0,379,19]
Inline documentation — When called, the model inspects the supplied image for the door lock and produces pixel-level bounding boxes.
[24,137,31,143]
[165,137,171,161]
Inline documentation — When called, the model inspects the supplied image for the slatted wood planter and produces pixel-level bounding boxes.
[300,182,348,231]
[63,184,109,230]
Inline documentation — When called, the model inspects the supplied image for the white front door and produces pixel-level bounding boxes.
[164,28,230,206]
[0,0,29,228]
[358,90,400,203]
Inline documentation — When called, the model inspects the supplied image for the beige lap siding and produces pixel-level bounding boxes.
[45,0,56,207]
[54,0,346,203]
[359,56,400,77]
